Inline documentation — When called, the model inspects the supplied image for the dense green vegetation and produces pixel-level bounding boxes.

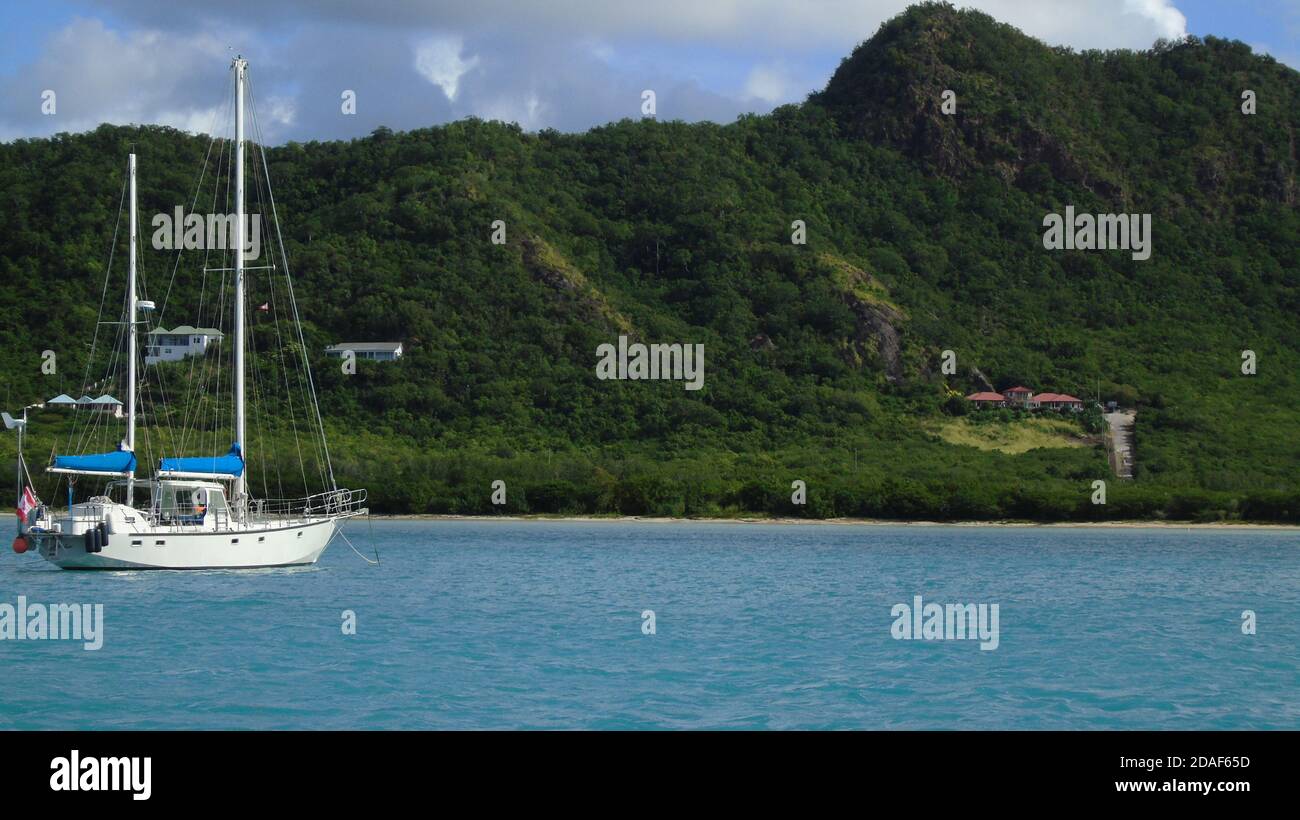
[2,4,1298,522]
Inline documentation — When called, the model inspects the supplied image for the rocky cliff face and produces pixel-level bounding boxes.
[812,4,1101,186]
[811,2,1298,209]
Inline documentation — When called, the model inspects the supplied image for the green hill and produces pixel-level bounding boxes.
[2,2,1298,522]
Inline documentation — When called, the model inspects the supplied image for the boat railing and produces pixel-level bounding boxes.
[245,488,368,522]
[58,489,367,531]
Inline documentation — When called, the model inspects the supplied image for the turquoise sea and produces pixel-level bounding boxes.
[2,520,1297,729]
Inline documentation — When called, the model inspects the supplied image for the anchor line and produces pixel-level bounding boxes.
[332,524,379,566]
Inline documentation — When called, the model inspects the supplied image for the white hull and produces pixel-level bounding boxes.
[28,517,338,570]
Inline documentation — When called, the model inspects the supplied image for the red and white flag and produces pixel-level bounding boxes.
[16,486,37,523]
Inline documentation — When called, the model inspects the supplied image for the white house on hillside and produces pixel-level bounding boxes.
[70,395,124,417]
[145,326,224,364]
[324,342,404,362]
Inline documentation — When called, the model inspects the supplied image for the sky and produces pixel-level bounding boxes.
[0,0,1296,143]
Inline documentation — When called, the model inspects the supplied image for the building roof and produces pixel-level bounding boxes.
[148,326,224,337]
[1003,386,1033,394]
[47,394,77,405]
[966,392,1005,401]
[91,395,123,405]
[325,342,403,353]
[77,395,95,404]
[1036,393,1083,403]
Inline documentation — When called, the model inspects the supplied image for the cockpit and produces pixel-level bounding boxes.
[151,480,229,527]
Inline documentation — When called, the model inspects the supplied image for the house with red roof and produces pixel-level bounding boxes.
[1034,392,1085,412]
[966,384,1088,412]
[965,391,1005,408]
[1001,386,1034,408]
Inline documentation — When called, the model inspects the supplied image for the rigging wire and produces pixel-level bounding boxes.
[247,72,339,492]
[245,95,314,496]
[68,166,128,461]
[146,65,234,470]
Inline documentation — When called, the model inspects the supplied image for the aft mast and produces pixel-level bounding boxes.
[233,56,248,513]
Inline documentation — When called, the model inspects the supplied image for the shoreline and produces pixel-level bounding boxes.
[364,513,1300,530]
[3,513,1292,531]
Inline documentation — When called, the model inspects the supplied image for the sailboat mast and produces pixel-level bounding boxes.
[126,152,138,505]
[233,57,247,507]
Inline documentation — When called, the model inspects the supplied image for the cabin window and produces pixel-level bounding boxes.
[156,485,220,525]
[174,489,203,514]
[204,490,229,522]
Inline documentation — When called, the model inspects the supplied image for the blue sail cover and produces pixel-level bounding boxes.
[159,443,244,477]
[52,447,137,474]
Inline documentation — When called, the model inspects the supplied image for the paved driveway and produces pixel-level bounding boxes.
[1105,410,1136,478]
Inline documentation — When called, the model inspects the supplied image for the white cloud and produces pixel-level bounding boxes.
[414,35,480,101]
[743,64,791,104]
[0,17,239,138]
[149,104,228,136]
[1122,0,1188,41]
[472,91,546,128]
[77,0,1195,53]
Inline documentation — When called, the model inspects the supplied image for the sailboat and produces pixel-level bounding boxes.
[13,57,366,569]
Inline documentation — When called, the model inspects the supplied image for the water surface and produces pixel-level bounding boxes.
[2,520,1297,729]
